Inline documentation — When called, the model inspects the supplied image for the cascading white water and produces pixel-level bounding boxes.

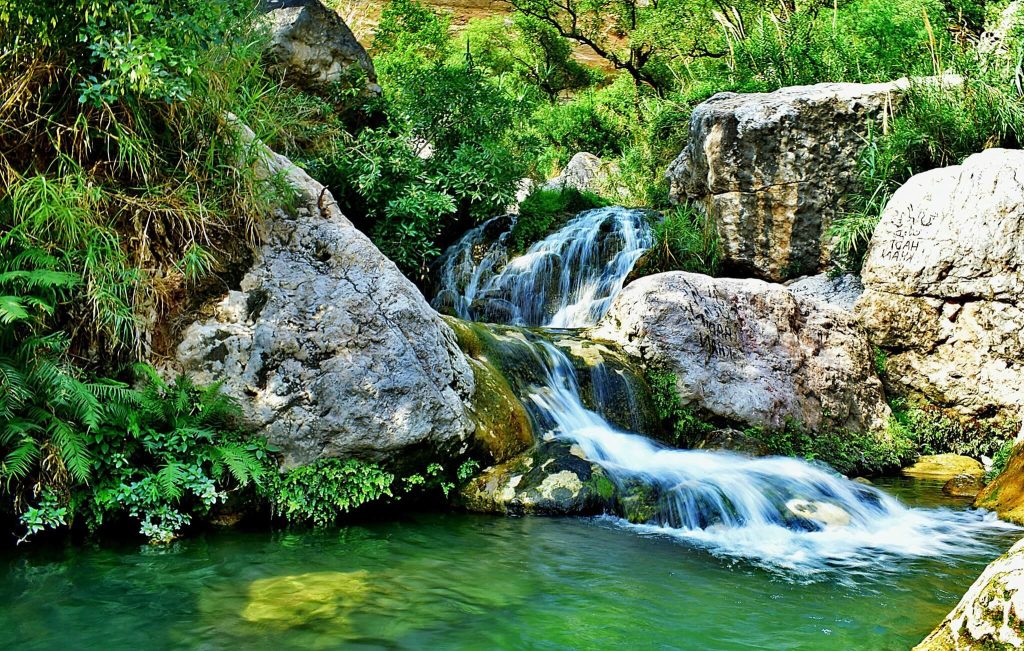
[523,339,1016,576]
[432,207,653,327]
[438,205,1016,575]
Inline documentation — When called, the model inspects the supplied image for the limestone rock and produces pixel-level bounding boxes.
[667,78,958,281]
[975,442,1024,525]
[902,454,985,481]
[590,271,891,435]
[856,149,1024,420]
[542,152,609,193]
[785,499,851,527]
[915,537,1024,650]
[264,0,380,94]
[787,273,863,312]
[176,122,474,467]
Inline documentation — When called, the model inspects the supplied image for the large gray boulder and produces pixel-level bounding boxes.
[667,78,957,281]
[542,152,608,193]
[591,272,891,434]
[176,122,474,467]
[263,0,380,94]
[914,537,1024,650]
[855,149,1024,420]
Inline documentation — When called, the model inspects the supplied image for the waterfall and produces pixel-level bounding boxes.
[439,205,1015,574]
[432,207,653,327]
[522,338,1015,575]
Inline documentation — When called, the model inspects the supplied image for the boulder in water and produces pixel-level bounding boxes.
[902,455,985,482]
[943,473,985,499]
[263,0,380,95]
[177,122,474,467]
[242,570,369,627]
[785,499,851,527]
[856,149,1024,423]
[914,537,1024,650]
[591,272,891,436]
[460,441,617,515]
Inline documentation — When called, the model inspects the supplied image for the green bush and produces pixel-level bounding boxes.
[645,368,714,447]
[890,397,1018,459]
[629,203,721,279]
[745,418,916,476]
[510,188,608,253]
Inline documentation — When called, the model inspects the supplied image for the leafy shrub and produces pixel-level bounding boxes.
[890,398,1018,459]
[268,459,395,528]
[80,369,273,543]
[645,368,714,447]
[510,188,608,253]
[745,418,916,476]
[629,203,721,279]
[267,458,483,527]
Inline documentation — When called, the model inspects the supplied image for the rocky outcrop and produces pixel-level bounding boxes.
[176,122,474,467]
[855,149,1024,421]
[975,440,1024,525]
[915,537,1024,650]
[542,152,609,193]
[667,78,957,281]
[590,272,891,434]
[263,0,380,94]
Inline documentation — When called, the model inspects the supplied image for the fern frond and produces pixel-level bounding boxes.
[155,463,185,501]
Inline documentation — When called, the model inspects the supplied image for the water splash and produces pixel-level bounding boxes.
[432,207,653,327]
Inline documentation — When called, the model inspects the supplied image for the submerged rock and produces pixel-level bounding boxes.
[902,455,985,482]
[785,499,851,527]
[242,570,369,627]
[263,0,380,95]
[975,442,1024,525]
[590,271,891,435]
[667,78,957,281]
[856,148,1024,422]
[177,123,474,467]
[914,537,1024,650]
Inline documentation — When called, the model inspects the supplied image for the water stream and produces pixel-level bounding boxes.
[435,205,1018,577]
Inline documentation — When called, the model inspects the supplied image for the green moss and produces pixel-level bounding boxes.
[465,359,534,464]
[589,472,616,501]
[619,482,658,524]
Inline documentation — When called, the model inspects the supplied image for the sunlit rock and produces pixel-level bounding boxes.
[856,149,1024,422]
[785,499,851,527]
[902,455,985,482]
[915,538,1024,650]
[591,271,891,435]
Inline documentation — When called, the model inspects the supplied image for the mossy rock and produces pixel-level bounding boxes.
[459,441,619,516]
[975,442,1024,525]
[465,358,533,464]
[902,454,985,481]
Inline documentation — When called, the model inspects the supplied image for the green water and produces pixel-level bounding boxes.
[0,480,1018,651]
